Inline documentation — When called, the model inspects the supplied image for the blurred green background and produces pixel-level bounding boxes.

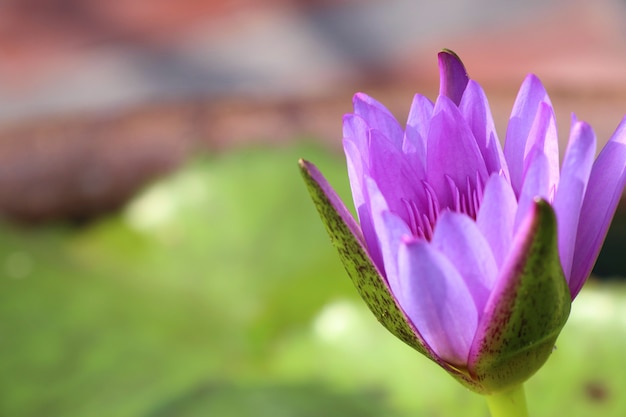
[1,143,624,417]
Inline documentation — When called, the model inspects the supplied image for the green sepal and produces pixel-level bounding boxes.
[467,199,571,394]
[298,159,432,358]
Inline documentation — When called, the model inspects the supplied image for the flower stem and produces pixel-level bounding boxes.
[485,384,528,417]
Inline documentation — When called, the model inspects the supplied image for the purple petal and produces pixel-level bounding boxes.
[353,127,425,269]
[476,173,518,268]
[353,93,404,147]
[343,138,365,212]
[397,239,478,365]
[552,119,597,283]
[357,204,384,274]
[343,113,370,160]
[459,80,509,177]
[368,128,425,219]
[403,93,433,169]
[366,176,413,289]
[438,49,469,106]
[504,75,551,196]
[406,94,435,140]
[431,211,499,312]
[514,151,550,232]
[343,138,382,265]
[570,117,626,298]
[343,113,371,207]
[343,139,385,271]
[426,95,489,209]
[522,101,560,195]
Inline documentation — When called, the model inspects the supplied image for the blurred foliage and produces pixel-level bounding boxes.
[0,143,624,417]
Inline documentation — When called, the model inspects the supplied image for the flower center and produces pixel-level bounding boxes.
[401,174,484,241]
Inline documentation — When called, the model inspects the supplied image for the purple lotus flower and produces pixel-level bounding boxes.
[299,50,626,393]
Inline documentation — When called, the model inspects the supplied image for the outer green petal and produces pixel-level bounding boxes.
[298,159,431,357]
[468,199,571,394]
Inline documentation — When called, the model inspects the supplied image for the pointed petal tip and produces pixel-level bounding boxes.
[353,92,378,107]
[298,156,368,250]
[525,74,552,105]
[531,197,555,219]
[611,115,626,145]
[515,197,556,244]
[515,74,550,106]
[438,49,469,106]
[570,116,594,133]
[353,91,367,102]
[526,73,540,82]
[352,92,374,111]
[524,73,542,86]
[298,158,314,173]
[439,48,462,61]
